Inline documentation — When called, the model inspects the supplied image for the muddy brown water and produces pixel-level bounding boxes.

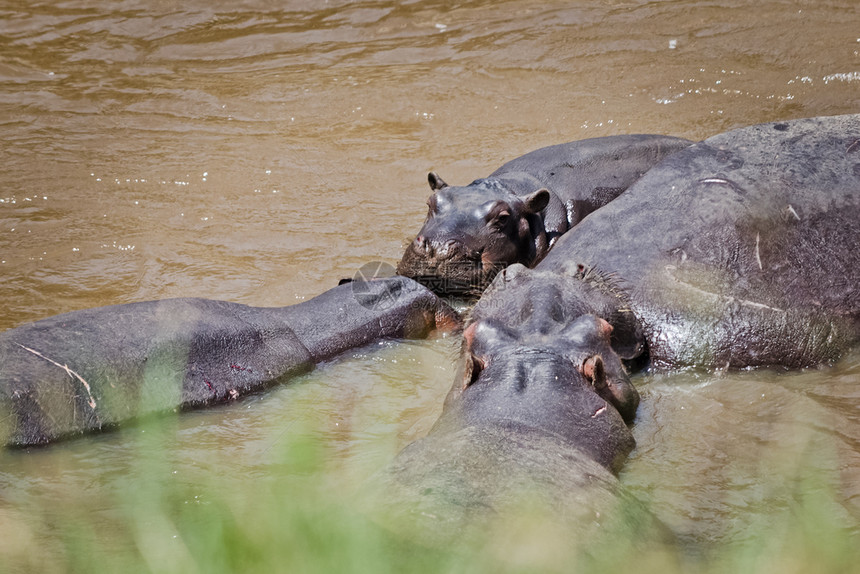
[1,0,859,561]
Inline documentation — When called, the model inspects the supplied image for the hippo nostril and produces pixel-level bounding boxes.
[410,236,473,262]
[415,236,433,255]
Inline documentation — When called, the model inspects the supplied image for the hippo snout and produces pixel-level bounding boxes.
[413,235,432,255]
[398,237,489,296]
[410,236,472,261]
[398,235,482,276]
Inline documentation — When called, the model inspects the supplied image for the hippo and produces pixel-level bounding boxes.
[0,277,458,446]
[366,291,665,549]
[397,134,694,295]
[475,114,860,370]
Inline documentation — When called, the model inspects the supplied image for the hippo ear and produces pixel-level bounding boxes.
[522,188,550,214]
[580,355,607,392]
[428,172,449,191]
[462,321,491,389]
[463,353,486,389]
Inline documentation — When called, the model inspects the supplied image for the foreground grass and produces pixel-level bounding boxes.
[1,418,858,574]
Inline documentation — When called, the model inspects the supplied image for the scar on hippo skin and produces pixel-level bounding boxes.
[15,343,98,410]
[0,276,457,446]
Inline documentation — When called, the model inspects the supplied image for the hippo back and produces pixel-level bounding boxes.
[0,277,454,445]
[542,114,860,369]
[491,134,694,229]
[398,134,693,296]
[367,423,666,550]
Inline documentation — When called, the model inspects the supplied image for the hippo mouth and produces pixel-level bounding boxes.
[398,248,504,297]
[406,260,508,297]
[409,274,480,297]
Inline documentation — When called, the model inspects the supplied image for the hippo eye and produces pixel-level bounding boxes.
[484,200,512,229]
[426,194,438,214]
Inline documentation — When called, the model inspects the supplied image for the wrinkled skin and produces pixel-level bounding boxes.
[533,114,860,370]
[452,315,638,462]
[465,264,642,422]
[0,277,458,446]
[397,134,693,295]
[368,309,661,548]
[368,115,860,545]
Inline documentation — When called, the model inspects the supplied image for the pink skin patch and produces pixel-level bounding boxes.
[596,317,613,338]
[580,356,601,381]
[434,308,462,333]
[463,322,479,350]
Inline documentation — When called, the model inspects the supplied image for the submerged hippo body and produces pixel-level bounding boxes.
[0,277,457,446]
[483,114,860,370]
[369,289,663,548]
[397,134,694,295]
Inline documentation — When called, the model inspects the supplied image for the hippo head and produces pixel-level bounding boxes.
[470,264,647,366]
[396,172,551,296]
[451,314,638,472]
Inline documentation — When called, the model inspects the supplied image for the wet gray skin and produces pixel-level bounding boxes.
[367,312,662,548]
[397,134,693,296]
[0,277,459,446]
[466,264,642,421]
[526,114,860,370]
[449,314,638,462]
